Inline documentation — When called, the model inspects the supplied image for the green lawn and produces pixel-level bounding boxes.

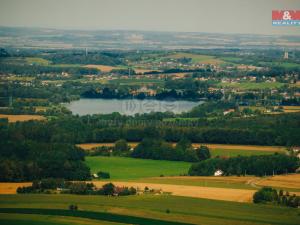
[86,156,191,180]
[0,194,299,225]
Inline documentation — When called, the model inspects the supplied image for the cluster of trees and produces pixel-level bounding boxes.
[188,154,299,176]
[132,138,211,162]
[0,62,99,75]
[17,179,136,196]
[253,187,300,208]
[0,140,90,181]
[96,171,110,179]
[82,87,132,99]
[46,51,123,66]
[82,86,222,101]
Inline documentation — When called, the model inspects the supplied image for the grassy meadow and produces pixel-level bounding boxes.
[166,53,225,65]
[0,194,299,225]
[217,82,285,90]
[86,156,191,180]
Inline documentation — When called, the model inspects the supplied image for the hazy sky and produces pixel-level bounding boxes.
[0,0,299,35]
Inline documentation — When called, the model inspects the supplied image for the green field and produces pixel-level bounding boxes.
[135,177,256,190]
[217,82,285,90]
[0,213,124,225]
[0,194,299,225]
[25,57,51,66]
[108,78,164,86]
[210,148,278,157]
[166,53,225,64]
[86,156,191,180]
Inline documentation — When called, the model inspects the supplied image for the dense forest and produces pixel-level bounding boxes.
[0,121,90,181]
[1,111,299,146]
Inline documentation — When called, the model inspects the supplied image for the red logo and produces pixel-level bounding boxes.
[272,10,300,20]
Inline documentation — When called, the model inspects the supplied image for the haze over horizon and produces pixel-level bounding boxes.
[0,0,299,36]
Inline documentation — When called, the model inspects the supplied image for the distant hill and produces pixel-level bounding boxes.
[0,26,299,50]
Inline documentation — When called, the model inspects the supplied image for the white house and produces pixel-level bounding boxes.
[214,170,223,176]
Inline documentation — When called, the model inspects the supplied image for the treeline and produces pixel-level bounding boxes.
[17,179,137,196]
[82,87,222,101]
[253,187,300,208]
[1,112,300,146]
[46,51,123,66]
[188,154,299,176]
[0,140,90,181]
[0,63,99,75]
[132,138,211,162]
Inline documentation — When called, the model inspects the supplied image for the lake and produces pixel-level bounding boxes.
[65,98,202,116]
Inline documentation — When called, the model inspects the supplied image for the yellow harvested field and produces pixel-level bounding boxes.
[0,181,254,202]
[254,174,300,190]
[1,175,299,202]
[283,106,300,113]
[192,143,286,152]
[77,142,286,152]
[0,182,31,194]
[0,114,46,123]
[93,181,255,202]
[84,64,118,72]
[76,143,121,150]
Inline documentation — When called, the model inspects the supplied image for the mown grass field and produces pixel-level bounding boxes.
[166,53,225,65]
[217,81,285,90]
[0,194,299,225]
[210,148,278,157]
[86,156,191,180]
[134,174,300,192]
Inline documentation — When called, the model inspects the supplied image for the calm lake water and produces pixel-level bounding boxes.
[65,98,202,116]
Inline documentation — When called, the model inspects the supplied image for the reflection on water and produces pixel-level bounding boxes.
[65,98,202,115]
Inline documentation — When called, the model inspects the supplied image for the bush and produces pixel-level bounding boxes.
[253,187,278,203]
[253,187,300,208]
[69,204,78,211]
[114,139,129,153]
[67,182,94,195]
[17,186,35,194]
[97,171,110,179]
[99,183,115,195]
[196,145,211,161]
